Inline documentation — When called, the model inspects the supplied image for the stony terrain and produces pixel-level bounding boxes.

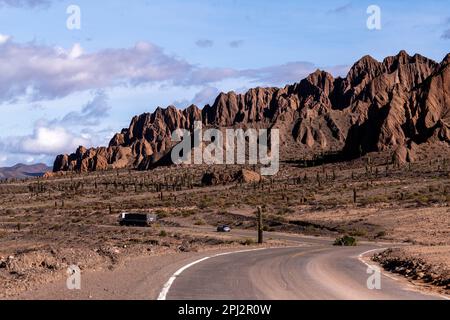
[374,246,449,290]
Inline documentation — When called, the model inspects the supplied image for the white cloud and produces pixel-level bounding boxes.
[179,67,240,86]
[243,62,349,86]
[173,86,220,108]
[0,39,349,103]
[0,34,10,44]
[192,86,220,105]
[68,43,84,59]
[19,126,90,155]
[25,156,35,163]
[0,91,115,165]
[243,62,317,85]
[0,40,192,102]
[56,91,110,126]
[0,152,52,167]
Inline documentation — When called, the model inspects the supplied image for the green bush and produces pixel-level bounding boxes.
[333,235,357,246]
[159,230,168,237]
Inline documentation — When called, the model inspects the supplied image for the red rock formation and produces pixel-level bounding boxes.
[53,51,450,173]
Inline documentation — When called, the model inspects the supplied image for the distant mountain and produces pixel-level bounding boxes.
[53,50,450,173]
[0,163,52,180]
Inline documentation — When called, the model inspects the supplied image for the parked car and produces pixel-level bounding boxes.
[119,213,157,227]
[217,225,231,232]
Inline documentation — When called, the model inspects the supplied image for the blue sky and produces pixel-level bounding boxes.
[0,0,449,166]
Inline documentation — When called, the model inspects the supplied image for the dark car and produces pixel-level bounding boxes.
[217,225,231,232]
[119,213,157,227]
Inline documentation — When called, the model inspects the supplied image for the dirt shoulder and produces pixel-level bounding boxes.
[373,246,450,295]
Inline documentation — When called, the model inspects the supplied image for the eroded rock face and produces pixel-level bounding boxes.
[392,143,417,165]
[54,105,202,172]
[53,51,450,173]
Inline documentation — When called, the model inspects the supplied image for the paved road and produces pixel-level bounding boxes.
[163,236,444,300]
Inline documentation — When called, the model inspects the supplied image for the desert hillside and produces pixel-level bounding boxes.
[0,164,51,180]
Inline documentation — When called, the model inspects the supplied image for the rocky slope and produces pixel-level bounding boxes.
[374,247,449,291]
[53,51,450,173]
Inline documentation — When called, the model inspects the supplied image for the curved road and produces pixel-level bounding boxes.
[162,237,445,300]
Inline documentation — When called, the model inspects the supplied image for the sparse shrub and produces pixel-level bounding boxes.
[240,238,255,246]
[194,218,206,226]
[154,209,168,218]
[348,229,367,237]
[333,235,357,246]
[375,231,386,238]
[180,209,195,217]
[159,230,168,237]
[416,195,429,204]
[276,207,294,215]
[198,199,209,210]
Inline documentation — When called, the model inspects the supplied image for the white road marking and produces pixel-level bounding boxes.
[157,246,295,300]
[158,245,450,301]
[157,257,210,300]
[358,247,400,281]
[358,248,387,258]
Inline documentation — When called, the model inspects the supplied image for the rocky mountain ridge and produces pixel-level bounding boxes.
[53,51,450,173]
